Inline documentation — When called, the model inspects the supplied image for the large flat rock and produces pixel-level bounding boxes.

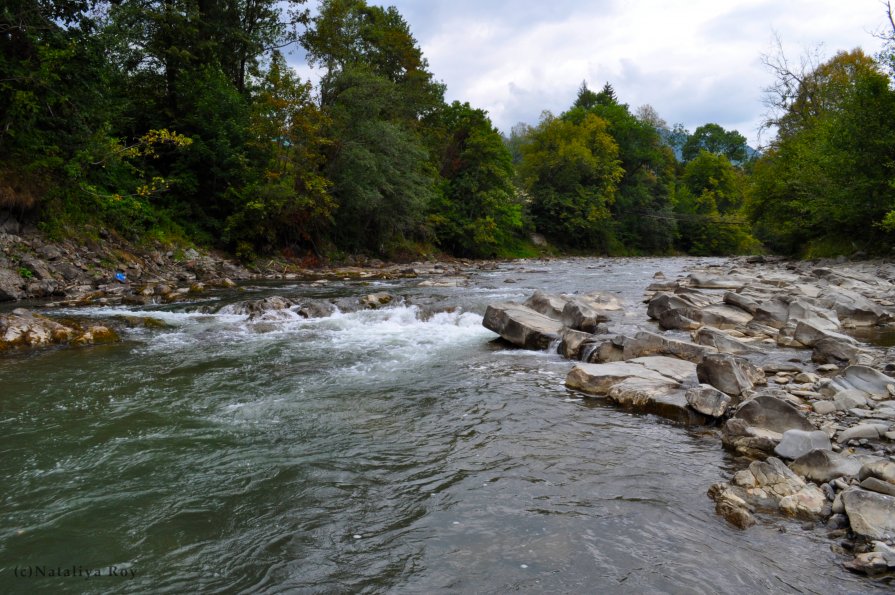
[483,302,563,350]
[842,488,895,540]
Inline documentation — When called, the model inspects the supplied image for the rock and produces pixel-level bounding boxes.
[647,293,698,320]
[693,327,762,355]
[297,300,336,319]
[790,450,864,483]
[0,267,25,301]
[817,286,891,327]
[607,380,706,424]
[793,321,857,349]
[523,291,567,320]
[837,424,881,443]
[833,389,870,411]
[361,292,394,309]
[565,361,674,396]
[787,299,840,332]
[620,331,708,363]
[721,418,781,458]
[723,292,759,314]
[752,297,791,329]
[686,384,732,417]
[561,299,610,333]
[560,328,597,360]
[813,401,838,415]
[858,460,895,485]
[688,273,750,290]
[708,483,757,529]
[629,355,697,383]
[844,551,894,575]
[774,430,833,460]
[841,488,895,540]
[734,395,814,434]
[0,310,118,351]
[812,337,863,365]
[732,457,826,519]
[831,366,895,399]
[219,296,296,321]
[860,478,895,497]
[578,291,624,312]
[696,354,766,397]
[18,254,54,281]
[483,303,563,350]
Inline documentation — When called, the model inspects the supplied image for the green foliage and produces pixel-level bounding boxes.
[519,112,623,250]
[676,151,758,255]
[748,49,895,255]
[428,102,523,257]
[682,123,748,163]
[18,267,34,279]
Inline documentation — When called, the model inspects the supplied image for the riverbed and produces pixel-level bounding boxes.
[0,257,887,593]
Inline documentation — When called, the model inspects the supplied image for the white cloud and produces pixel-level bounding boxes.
[293,0,891,146]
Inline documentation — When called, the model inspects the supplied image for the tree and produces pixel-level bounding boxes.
[428,102,522,257]
[519,111,623,250]
[224,52,334,257]
[676,151,756,255]
[748,49,895,255]
[566,97,678,253]
[682,123,747,163]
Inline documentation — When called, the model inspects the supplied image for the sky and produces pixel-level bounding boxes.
[290,0,893,147]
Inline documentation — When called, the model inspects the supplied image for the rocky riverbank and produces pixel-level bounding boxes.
[0,225,481,351]
[483,256,895,577]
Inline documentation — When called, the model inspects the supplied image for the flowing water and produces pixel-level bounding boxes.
[0,258,889,594]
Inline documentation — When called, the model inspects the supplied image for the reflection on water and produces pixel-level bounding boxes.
[0,258,890,593]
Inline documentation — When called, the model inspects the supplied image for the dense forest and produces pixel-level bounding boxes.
[2,0,895,261]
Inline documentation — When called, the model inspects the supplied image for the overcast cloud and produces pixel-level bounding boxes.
[292,0,892,146]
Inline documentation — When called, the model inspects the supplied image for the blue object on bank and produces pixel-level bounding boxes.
[115,272,127,283]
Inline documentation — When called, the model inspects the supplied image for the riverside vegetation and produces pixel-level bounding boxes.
[1,0,895,271]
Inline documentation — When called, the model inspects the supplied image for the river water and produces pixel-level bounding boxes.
[0,258,888,593]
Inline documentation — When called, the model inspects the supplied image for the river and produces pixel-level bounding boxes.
[0,257,887,593]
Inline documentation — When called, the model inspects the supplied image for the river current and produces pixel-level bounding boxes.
[0,258,887,593]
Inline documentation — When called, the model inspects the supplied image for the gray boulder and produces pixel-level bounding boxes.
[833,389,869,411]
[297,300,336,319]
[696,353,766,397]
[560,328,597,360]
[483,302,563,350]
[693,327,763,355]
[837,424,884,443]
[792,320,857,348]
[752,297,791,329]
[686,384,732,418]
[620,331,709,363]
[859,460,895,485]
[561,299,610,333]
[523,291,568,320]
[733,395,814,434]
[787,299,840,331]
[0,267,25,301]
[219,296,296,321]
[688,273,751,290]
[578,291,624,312]
[817,286,891,327]
[773,430,832,460]
[790,450,864,483]
[723,292,759,314]
[842,488,895,540]
[831,366,895,399]
[565,361,674,396]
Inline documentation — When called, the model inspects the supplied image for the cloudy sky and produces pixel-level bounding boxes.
[292,0,892,146]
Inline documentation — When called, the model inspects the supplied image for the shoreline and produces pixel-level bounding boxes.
[483,256,895,577]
